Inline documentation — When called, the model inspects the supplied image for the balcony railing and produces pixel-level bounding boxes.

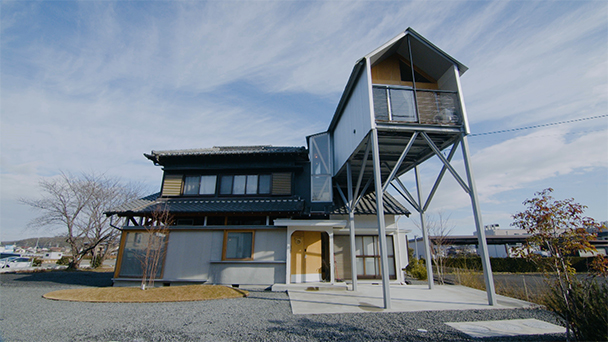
[373,85,461,126]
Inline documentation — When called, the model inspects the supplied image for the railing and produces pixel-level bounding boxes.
[373,85,461,126]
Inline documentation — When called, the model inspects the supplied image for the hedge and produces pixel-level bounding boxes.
[440,256,595,273]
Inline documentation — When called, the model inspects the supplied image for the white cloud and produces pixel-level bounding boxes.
[1,1,607,241]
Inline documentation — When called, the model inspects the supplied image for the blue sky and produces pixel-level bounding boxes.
[1,1,607,241]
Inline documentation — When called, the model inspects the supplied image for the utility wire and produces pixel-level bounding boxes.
[469,114,608,137]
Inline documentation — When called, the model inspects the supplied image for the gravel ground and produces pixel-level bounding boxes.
[0,271,566,342]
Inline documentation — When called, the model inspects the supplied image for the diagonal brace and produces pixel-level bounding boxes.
[421,132,470,194]
[382,132,419,193]
[423,139,461,212]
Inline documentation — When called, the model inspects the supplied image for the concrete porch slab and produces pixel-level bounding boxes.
[286,283,535,315]
[445,318,566,338]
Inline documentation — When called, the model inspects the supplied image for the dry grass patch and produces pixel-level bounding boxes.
[43,285,248,303]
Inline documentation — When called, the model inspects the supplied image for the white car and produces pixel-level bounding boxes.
[0,257,32,269]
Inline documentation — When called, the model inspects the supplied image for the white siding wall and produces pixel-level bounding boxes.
[332,68,374,175]
[162,230,219,281]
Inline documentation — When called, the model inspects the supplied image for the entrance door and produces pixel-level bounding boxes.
[291,231,322,283]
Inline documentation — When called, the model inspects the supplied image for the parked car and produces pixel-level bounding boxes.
[0,257,32,269]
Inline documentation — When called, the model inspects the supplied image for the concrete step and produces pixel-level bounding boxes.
[271,282,349,292]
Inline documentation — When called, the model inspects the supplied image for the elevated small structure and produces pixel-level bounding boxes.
[312,28,496,307]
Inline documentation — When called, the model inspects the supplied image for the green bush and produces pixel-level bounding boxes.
[545,276,607,341]
[32,258,42,267]
[405,257,427,280]
[443,256,598,273]
[56,256,71,266]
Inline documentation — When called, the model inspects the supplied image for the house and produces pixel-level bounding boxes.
[108,146,411,286]
[108,28,498,307]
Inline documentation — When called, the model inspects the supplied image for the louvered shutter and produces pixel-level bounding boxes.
[161,174,183,196]
[271,173,292,195]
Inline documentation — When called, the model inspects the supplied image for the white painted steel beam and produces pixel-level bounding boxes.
[461,135,496,305]
[371,129,391,309]
[346,162,358,291]
[415,166,434,289]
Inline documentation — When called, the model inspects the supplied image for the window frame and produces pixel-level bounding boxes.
[222,230,255,261]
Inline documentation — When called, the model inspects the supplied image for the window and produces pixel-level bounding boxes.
[118,231,168,278]
[199,175,217,195]
[259,175,271,194]
[220,174,279,196]
[233,175,247,195]
[354,235,395,279]
[309,133,332,202]
[223,230,254,260]
[246,175,258,194]
[183,176,200,195]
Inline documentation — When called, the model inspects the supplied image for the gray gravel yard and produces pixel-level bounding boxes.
[0,271,566,342]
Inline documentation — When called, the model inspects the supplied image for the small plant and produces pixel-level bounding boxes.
[56,256,71,266]
[405,257,427,280]
[32,258,42,267]
[90,256,103,269]
[512,188,607,341]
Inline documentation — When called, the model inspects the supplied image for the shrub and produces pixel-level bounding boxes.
[32,258,42,267]
[90,256,103,269]
[405,257,427,280]
[545,276,607,342]
[56,256,71,266]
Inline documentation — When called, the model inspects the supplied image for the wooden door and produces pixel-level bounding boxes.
[291,231,322,282]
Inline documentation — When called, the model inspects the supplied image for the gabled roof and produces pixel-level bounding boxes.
[145,146,307,164]
[329,28,467,132]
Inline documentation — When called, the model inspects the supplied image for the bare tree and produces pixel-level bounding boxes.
[413,211,454,284]
[139,206,172,290]
[21,172,143,269]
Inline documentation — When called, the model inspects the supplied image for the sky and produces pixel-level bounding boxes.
[1,1,607,242]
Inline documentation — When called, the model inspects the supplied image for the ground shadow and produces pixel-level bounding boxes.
[0,270,113,287]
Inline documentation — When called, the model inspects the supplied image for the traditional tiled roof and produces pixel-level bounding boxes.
[144,146,307,163]
[332,192,410,216]
[106,193,305,215]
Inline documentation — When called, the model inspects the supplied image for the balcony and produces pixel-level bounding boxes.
[373,85,461,126]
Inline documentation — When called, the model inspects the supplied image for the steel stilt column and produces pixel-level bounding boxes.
[346,162,358,291]
[415,166,434,289]
[371,129,391,309]
[461,135,496,305]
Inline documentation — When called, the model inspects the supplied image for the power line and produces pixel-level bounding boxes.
[470,114,608,137]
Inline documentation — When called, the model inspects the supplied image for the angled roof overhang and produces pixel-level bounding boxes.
[105,193,306,216]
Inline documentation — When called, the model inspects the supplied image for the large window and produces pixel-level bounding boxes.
[118,231,168,278]
[309,133,332,202]
[163,173,282,197]
[355,235,395,279]
[222,230,254,260]
[220,174,273,196]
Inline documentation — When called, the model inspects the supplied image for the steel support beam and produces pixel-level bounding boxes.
[346,162,358,291]
[461,135,496,305]
[415,166,434,289]
[371,129,391,309]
